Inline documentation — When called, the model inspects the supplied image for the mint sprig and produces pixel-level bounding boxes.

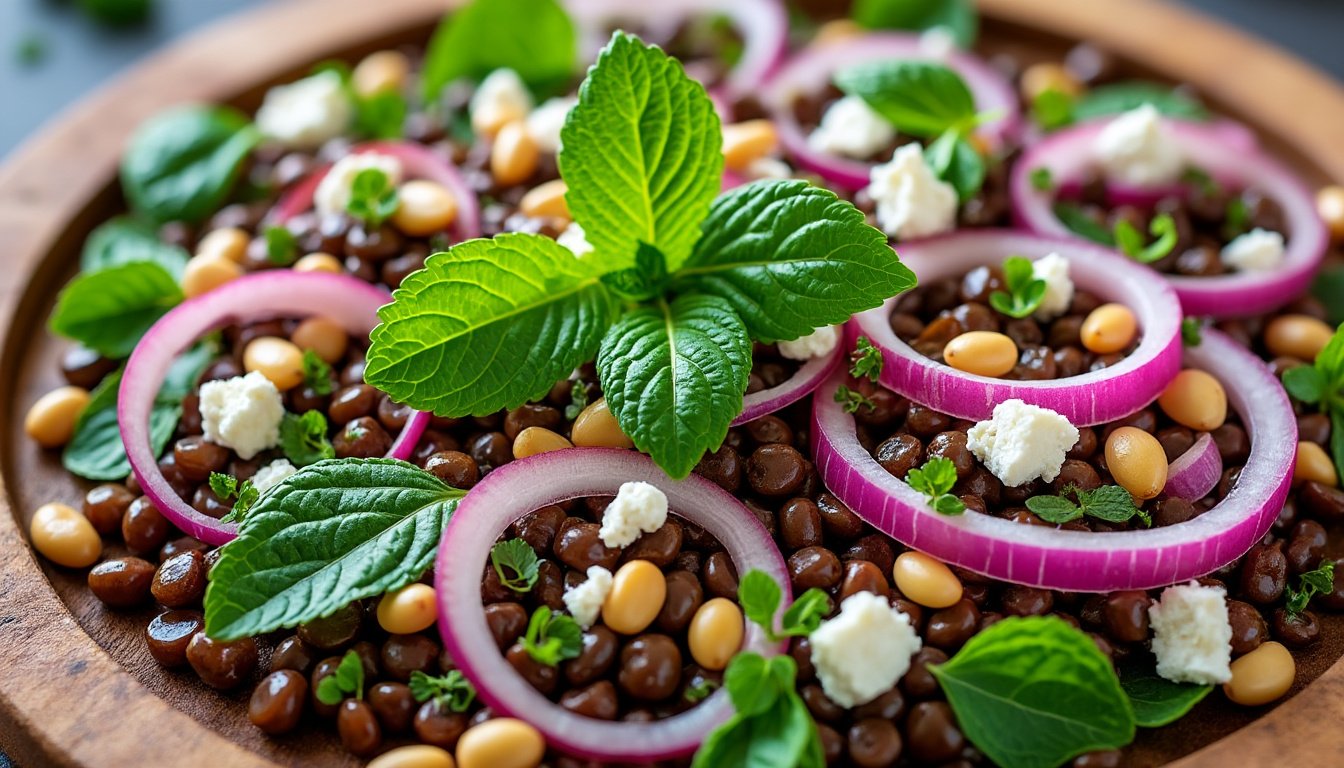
[1280,325,1344,483]
[490,538,541,593]
[210,471,259,524]
[851,336,883,382]
[907,457,966,516]
[1285,560,1334,618]
[520,606,583,666]
[852,0,977,48]
[1026,484,1149,526]
[409,670,477,712]
[316,649,365,705]
[346,168,399,227]
[1114,213,1178,264]
[693,653,825,768]
[279,410,336,467]
[988,256,1047,319]
[738,569,830,642]
[834,385,876,414]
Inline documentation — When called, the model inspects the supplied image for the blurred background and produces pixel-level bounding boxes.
[1,0,1343,157]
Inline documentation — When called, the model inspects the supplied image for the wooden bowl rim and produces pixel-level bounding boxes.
[1,0,1342,765]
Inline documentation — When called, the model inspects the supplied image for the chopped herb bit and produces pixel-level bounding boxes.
[684,677,720,702]
[1114,213,1178,264]
[988,255,1047,319]
[906,457,966,515]
[346,168,400,227]
[834,385,876,414]
[923,128,986,202]
[1181,317,1204,347]
[1222,197,1250,241]
[490,538,541,593]
[738,569,832,642]
[1285,560,1334,618]
[850,336,884,382]
[1053,201,1115,246]
[1032,88,1075,131]
[520,606,583,666]
[315,648,366,705]
[280,410,336,467]
[1181,167,1219,197]
[264,225,298,266]
[409,670,477,712]
[208,472,239,500]
[1278,324,1344,483]
[302,349,334,395]
[565,379,590,421]
[1029,166,1054,192]
[1026,484,1148,526]
[217,479,259,524]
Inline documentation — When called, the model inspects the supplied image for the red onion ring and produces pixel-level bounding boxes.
[733,340,844,426]
[568,0,787,96]
[1165,432,1223,502]
[1010,118,1327,317]
[811,329,1295,592]
[851,230,1182,426]
[761,32,1020,190]
[273,140,481,241]
[435,447,788,761]
[118,272,430,546]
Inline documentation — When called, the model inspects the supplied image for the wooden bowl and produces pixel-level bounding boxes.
[2,0,1343,765]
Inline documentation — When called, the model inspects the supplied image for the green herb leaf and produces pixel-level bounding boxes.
[1282,365,1324,404]
[301,349,334,396]
[78,0,153,27]
[1029,167,1054,192]
[1074,82,1208,122]
[64,372,178,481]
[779,589,830,637]
[264,225,298,266]
[931,616,1136,768]
[204,459,462,640]
[279,410,336,467]
[834,385,876,414]
[421,0,576,102]
[49,261,183,358]
[365,233,616,418]
[924,129,985,202]
[850,336,884,382]
[316,649,366,705]
[218,480,258,524]
[1115,213,1178,264]
[1032,88,1075,131]
[695,653,823,768]
[521,606,584,666]
[1076,485,1142,523]
[1026,494,1082,523]
[852,0,978,50]
[988,255,1047,319]
[559,32,723,272]
[1181,317,1204,348]
[1223,197,1250,241]
[564,378,589,421]
[737,569,783,637]
[1053,202,1116,246]
[907,457,958,499]
[600,241,670,301]
[81,216,189,279]
[490,539,541,593]
[1285,560,1335,617]
[933,494,967,516]
[1119,662,1212,728]
[409,670,477,712]
[120,105,260,225]
[346,168,400,227]
[209,472,239,500]
[354,90,408,141]
[684,678,720,703]
[676,180,914,342]
[1310,265,1344,326]
[1332,411,1344,491]
[835,60,977,138]
[596,294,751,479]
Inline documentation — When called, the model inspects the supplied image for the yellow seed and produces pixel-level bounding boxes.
[1264,314,1334,361]
[1157,369,1227,431]
[182,254,243,298]
[292,252,344,274]
[30,502,101,568]
[722,120,779,172]
[1316,185,1344,244]
[243,336,306,391]
[490,120,539,188]
[392,180,459,237]
[24,385,90,448]
[455,718,545,768]
[892,551,962,609]
[291,317,348,364]
[352,50,411,98]
[688,597,744,671]
[196,227,250,263]
[519,179,570,220]
[1294,441,1338,487]
[571,397,634,449]
[1080,303,1138,355]
[512,427,573,459]
[943,331,1018,378]
[1105,426,1168,500]
[369,745,455,768]
[1224,641,1295,706]
[1019,62,1084,102]
[813,19,863,46]
[472,102,528,140]
[377,583,439,634]
[602,559,667,635]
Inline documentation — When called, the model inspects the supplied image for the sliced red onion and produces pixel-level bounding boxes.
[761,32,1020,189]
[436,447,787,761]
[733,340,844,426]
[812,329,1295,592]
[568,0,787,97]
[273,140,481,241]
[1165,432,1222,502]
[851,230,1182,426]
[1010,118,1327,317]
[118,272,429,546]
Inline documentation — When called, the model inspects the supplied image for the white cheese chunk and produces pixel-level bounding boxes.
[255,71,353,149]
[1093,104,1184,187]
[598,481,669,548]
[810,592,922,708]
[967,399,1079,487]
[746,156,793,181]
[807,95,896,160]
[563,565,614,629]
[557,222,594,258]
[199,372,285,460]
[252,459,298,495]
[866,144,959,240]
[313,152,404,217]
[1220,228,1285,273]
[1149,581,1233,685]
[469,68,534,135]
[918,27,957,60]
[778,325,840,361]
[527,96,577,154]
[1031,252,1075,321]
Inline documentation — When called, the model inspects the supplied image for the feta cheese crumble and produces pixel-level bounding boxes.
[746,156,793,181]
[778,325,840,361]
[918,27,957,60]
[1220,228,1286,272]
[1148,581,1233,685]
[967,399,1079,486]
[469,68,534,135]
[599,481,669,548]
[313,152,404,217]
[1031,252,1075,321]
[199,372,285,460]
[866,144,959,240]
[1093,104,1184,187]
[255,71,352,149]
[252,459,298,495]
[563,565,614,629]
[810,592,922,707]
[527,96,577,154]
[807,95,896,160]
[557,222,594,258]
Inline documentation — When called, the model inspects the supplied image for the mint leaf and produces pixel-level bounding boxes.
[49,261,183,358]
[989,256,1047,319]
[779,589,830,637]
[601,241,670,301]
[1119,662,1211,728]
[834,60,977,138]
[907,457,958,499]
[302,349,334,395]
[851,336,883,382]
[1074,81,1208,122]
[81,216,189,279]
[120,105,260,225]
[64,371,179,481]
[924,129,985,202]
[218,480,259,524]
[1053,202,1116,246]
[1181,317,1204,348]
[421,0,576,102]
[695,653,822,768]
[738,569,783,635]
[1285,560,1335,617]
[264,225,298,266]
[346,168,400,227]
[316,649,366,705]
[559,32,723,272]
[931,616,1136,768]
[1026,494,1082,523]
[521,606,584,666]
[209,472,239,500]
[365,233,616,418]
[852,0,977,48]
[933,494,967,516]
[279,411,336,467]
[1077,485,1142,524]
[1115,213,1178,264]
[203,459,462,640]
[596,294,751,479]
[409,670,477,712]
[1032,88,1075,131]
[490,538,541,593]
[1281,365,1323,404]
[722,651,780,717]
[675,180,914,342]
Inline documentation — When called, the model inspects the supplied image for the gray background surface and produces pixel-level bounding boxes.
[2,0,1344,159]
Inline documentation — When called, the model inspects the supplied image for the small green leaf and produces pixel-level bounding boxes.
[346,168,400,227]
[279,410,336,467]
[1029,167,1054,192]
[1181,318,1204,348]
[315,675,346,706]
[301,349,334,396]
[218,480,258,524]
[834,385,876,415]
[1076,485,1141,523]
[1285,560,1335,617]
[988,255,1047,319]
[264,225,298,266]
[1053,202,1116,246]
[906,457,958,500]
[49,261,183,358]
[354,90,408,141]
[1119,662,1211,728]
[1223,197,1250,241]
[933,494,967,516]
[1281,365,1324,404]
[737,569,783,636]
[1115,213,1178,264]
[722,651,780,717]
[65,381,178,481]
[1026,495,1082,524]
[850,336,884,383]
[316,649,366,704]
[1032,88,1075,131]
[521,606,584,666]
[835,60,978,138]
[924,129,985,202]
[564,379,589,421]
[779,589,830,637]
[490,539,541,593]
[209,472,239,500]
[409,670,477,712]
[81,216,190,279]
[1310,266,1344,326]
[684,678,719,702]
[1074,81,1208,122]
[421,0,576,102]
[852,0,977,48]
[695,653,820,768]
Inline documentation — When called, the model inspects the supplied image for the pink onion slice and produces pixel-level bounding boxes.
[1165,432,1223,502]
[435,447,788,762]
[1010,118,1327,317]
[733,340,844,426]
[852,229,1182,426]
[811,328,1295,592]
[118,272,430,546]
[273,140,481,241]
[761,32,1020,189]
[568,0,787,97]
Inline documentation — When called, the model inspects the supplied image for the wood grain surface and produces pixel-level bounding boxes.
[1,0,1342,765]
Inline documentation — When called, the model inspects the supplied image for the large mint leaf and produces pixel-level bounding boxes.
[81,216,190,279]
[48,261,184,358]
[853,0,978,48]
[674,180,915,342]
[834,60,977,138]
[596,294,750,479]
[421,0,576,101]
[930,616,1136,768]
[1119,663,1211,728]
[204,459,462,640]
[365,233,615,417]
[559,32,723,272]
